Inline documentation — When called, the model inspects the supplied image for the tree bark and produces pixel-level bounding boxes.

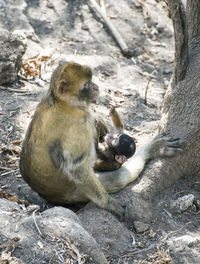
[167,0,188,84]
[131,0,200,199]
[186,0,200,45]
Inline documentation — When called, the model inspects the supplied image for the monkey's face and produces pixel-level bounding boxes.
[105,133,136,159]
[105,134,120,149]
[78,80,99,103]
[54,62,99,104]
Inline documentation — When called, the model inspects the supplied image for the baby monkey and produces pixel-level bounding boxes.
[94,103,136,171]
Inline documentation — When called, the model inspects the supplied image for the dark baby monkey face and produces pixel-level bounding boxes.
[105,133,136,164]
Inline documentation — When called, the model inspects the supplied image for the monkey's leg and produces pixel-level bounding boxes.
[74,167,125,219]
[96,137,184,193]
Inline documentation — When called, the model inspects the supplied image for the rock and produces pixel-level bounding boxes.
[170,194,195,213]
[142,63,155,74]
[39,207,108,264]
[134,221,150,233]
[156,25,165,34]
[0,200,108,264]
[124,192,152,226]
[194,199,200,209]
[167,234,200,264]
[0,0,6,9]
[0,30,27,85]
[78,203,135,256]
[168,234,200,251]
[162,64,173,74]
[47,0,54,9]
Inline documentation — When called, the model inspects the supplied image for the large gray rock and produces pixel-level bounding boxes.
[0,199,108,264]
[0,30,27,85]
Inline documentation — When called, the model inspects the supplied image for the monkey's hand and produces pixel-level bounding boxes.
[106,197,125,221]
[147,137,184,159]
[109,101,116,116]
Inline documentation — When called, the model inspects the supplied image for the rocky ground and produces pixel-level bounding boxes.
[0,0,200,263]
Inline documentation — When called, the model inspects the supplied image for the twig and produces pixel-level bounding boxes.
[71,244,85,264]
[49,252,56,264]
[108,244,156,258]
[137,70,155,79]
[1,169,18,176]
[88,0,133,58]
[144,78,151,105]
[16,92,38,96]
[122,244,156,257]
[0,86,37,95]
[65,238,86,264]
[0,166,12,171]
[32,209,45,238]
[162,221,193,242]
[163,208,172,218]
[0,86,28,93]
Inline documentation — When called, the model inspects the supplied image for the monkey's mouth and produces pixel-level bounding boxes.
[104,133,119,147]
[79,81,100,103]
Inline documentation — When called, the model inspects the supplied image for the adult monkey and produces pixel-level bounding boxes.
[20,61,183,220]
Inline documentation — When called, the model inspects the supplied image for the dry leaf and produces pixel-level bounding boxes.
[0,251,23,264]
[0,189,29,206]
[20,53,52,79]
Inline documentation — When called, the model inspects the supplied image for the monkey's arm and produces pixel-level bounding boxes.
[49,143,124,219]
[96,137,184,193]
[94,142,123,171]
[95,116,110,144]
[109,103,123,133]
[94,159,122,171]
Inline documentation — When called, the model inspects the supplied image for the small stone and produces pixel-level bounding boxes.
[195,199,200,209]
[134,221,150,233]
[35,77,45,87]
[47,0,54,9]
[171,194,195,213]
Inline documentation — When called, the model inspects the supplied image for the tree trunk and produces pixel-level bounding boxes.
[131,0,200,199]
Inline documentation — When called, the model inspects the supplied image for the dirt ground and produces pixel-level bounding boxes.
[1,0,200,263]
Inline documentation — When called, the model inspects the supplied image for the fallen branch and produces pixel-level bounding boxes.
[0,166,12,171]
[88,0,134,58]
[1,169,18,176]
[107,244,156,258]
[162,221,193,242]
[0,86,36,95]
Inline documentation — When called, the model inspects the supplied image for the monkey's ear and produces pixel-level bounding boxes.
[115,155,127,164]
[57,80,70,94]
[133,137,137,143]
